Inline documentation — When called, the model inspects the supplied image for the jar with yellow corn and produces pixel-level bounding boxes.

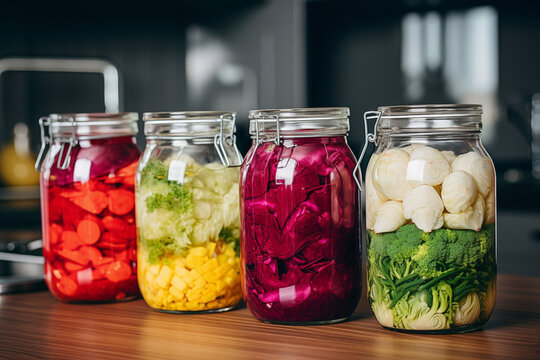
[136,111,243,312]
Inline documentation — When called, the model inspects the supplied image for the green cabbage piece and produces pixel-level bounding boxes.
[136,157,240,264]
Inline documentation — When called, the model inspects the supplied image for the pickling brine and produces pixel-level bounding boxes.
[363,105,496,333]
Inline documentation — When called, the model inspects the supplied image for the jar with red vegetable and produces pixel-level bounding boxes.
[240,108,362,324]
[36,113,141,302]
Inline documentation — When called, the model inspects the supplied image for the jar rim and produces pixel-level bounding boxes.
[376,104,483,135]
[248,107,350,137]
[48,112,139,139]
[378,104,482,118]
[249,107,349,120]
[143,111,235,122]
[143,111,236,139]
[50,112,139,123]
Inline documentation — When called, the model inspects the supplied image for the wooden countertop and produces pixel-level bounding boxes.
[1,274,539,360]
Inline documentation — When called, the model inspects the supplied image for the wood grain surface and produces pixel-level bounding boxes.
[1,273,539,360]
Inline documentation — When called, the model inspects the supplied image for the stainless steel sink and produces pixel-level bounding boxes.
[0,239,45,294]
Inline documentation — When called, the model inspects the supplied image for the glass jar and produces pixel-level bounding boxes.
[240,107,361,324]
[136,111,243,313]
[36,113,141,302]
[362,105,497,333]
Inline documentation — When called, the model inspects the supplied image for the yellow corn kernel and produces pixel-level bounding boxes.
[193,277,206,289]
[202,271,218,284]
[189,246,208,258]
[214,264,230,279]
[174,265,189,277]
[224,247,236,258]
[183,269,201,285]
[156,265,173,288]
[169,286,185,301]
[148,264,162,276]
[200,258,219,273]
[187,288,203,302]
[217,254,229,265]
[225,275,239,288]
[216,279,226,293]
[172,257,186,268]
[206,300,219,309]
[144,271,154,285]
[171,275,188,292]
[185,302,204,311]
[185,254,205,270]
[201,291,217,303]
[207,242,217,255]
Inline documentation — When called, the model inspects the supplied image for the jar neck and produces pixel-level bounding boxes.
[377,131,481,143]
[54,135,137,147]
[254,136,348,147]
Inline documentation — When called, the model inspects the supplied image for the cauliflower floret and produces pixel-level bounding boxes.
[403,185,444,233]
[441,170,478,214]
[373,201,407,233]
[372,149,414,201]
[407,146,451,187]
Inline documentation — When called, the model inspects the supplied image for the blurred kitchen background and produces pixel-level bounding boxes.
[0,0,539,277]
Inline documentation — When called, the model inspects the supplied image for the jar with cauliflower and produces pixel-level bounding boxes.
[136,111,243,313]
[363,105,496,333]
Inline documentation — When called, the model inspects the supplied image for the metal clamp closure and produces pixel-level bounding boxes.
[353,111,381,191]
[35,116,51,171]
[35,116,78,171]
[214,113,242,167]
[57,117,78,170]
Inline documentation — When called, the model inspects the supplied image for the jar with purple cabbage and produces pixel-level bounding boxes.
[240,108,361,324]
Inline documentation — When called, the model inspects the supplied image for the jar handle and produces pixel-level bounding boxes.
[353,111,381,191]
[35,116,51,171]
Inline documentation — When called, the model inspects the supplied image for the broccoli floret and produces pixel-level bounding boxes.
[412,225,495,278]
[369,224,424,263]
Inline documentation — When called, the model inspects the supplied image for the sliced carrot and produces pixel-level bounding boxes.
[121,177,135,186]
[74,180,113,193]
[115,250,129,262]
[94,256,114,266]
[107,189,134,215]
[67,191,108,214]
[105,261,132,282]
[116,161,138,177]
[103,176,123,184]
[100,232,128,244]
[102,215,128,234]
[57,248,90,266]
[64,261,85,273]
[80,245,103,265]
[77,219,101,245]
[60,231,83,250]
[57,275,78,296]
[83,214,104,231]
[49,223,63,245]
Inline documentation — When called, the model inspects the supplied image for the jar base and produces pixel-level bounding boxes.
[382,323,483,334]
[152,305,238,314]
[260,317,349,326]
